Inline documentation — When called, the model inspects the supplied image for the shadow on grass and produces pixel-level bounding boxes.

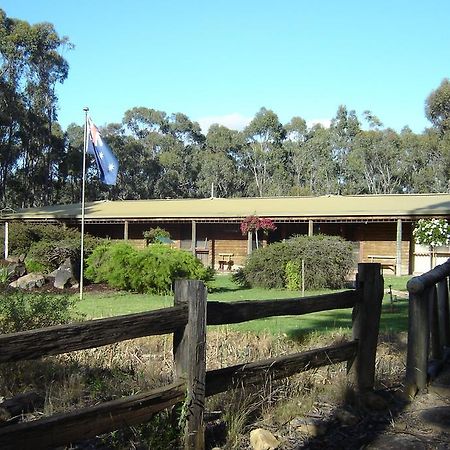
[285,300,409,343]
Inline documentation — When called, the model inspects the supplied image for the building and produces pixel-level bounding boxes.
[4,193,450,275]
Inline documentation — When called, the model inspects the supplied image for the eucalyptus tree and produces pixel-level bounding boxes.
[425,78,450,134]
[347,128,405,194]
[195,124,244,198]
[241,107,286,197]
[329,105,361,193]
[0,9,71,207]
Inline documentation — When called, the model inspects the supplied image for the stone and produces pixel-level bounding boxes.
[290,417,327,437]
[334,408,359,426]
[249,428,280,450]
[365,433,426,449]
[419,406,450,432]
[3,261,26,278]
[10,273,45,290]
[53,257,78,289]
[362,391,389,410]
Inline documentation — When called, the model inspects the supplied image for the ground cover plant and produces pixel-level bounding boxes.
[85,241,214,294]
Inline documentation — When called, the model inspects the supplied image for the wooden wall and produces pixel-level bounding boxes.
[81,220,414,274]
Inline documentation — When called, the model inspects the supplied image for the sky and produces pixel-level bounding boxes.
[2,0,450,133]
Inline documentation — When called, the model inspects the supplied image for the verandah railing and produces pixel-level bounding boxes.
[0,263,383,450]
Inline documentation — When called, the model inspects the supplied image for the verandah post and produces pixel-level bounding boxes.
[173,280,207,450]
[349,263,384,392]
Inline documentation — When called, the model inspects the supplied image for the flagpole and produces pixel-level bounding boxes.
[80,107,89,301]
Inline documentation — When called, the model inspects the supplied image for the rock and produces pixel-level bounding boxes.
[334,408,359,426]
[3,261,26,278]
[290,417,327,437]
[365,433,426,449]
[249,428,280,450]
[10,273,45,290]
[362,391,389,410]
[419,406,450,432]
[54,257,78,289]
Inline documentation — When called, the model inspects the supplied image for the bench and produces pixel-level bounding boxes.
[367,255,397,273]
[218,253,234,270]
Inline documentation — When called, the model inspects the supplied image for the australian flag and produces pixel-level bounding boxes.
[87,117,119,185]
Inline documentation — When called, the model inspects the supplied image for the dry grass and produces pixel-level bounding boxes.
[0,329,407,449]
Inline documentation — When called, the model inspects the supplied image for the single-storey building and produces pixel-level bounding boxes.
[3,193,450,275]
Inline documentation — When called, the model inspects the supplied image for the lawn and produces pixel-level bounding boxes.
[76,274,412,337]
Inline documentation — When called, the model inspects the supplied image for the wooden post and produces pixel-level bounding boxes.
[396,219,402,276]
[247,231,253,255]
[173,280,207,450]
[429,285,442,361]
[4,221,8,260]
[405,287,430,394]
[123,220,129,240]
[191,221,197,256]
[308,220,313,237]
[349,263,383,392]
[437,278,450,348]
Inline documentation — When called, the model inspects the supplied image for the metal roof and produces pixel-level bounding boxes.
[5,194,450,223]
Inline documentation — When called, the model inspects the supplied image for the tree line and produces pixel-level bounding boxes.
[1,9,450,210]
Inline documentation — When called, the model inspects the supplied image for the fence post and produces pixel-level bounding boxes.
[405,282,430,395]
[437,278,450,350]
[173,280,207,450]
[349,263,383,392]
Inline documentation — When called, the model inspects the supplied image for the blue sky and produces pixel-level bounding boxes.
[3,0,450,133]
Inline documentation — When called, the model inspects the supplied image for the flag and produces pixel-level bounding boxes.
[87,117,119,185]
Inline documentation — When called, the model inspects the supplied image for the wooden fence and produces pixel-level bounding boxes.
[406,259,450,396]
[0,263,383,450]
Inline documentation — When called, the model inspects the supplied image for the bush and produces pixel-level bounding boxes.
[85,242,214,294]
[8,222,80,257]
[0,290,83,333]
[8,223,101,275]
[285,260,301,290]
[25,235,100,274]
[241,234,354,290]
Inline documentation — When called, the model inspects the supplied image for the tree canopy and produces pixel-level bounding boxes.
[1,10,449,210]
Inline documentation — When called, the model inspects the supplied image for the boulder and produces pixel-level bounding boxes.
[249,428,280,450]
[5,261,26,278]
[54,257,78,289]
[10,273,45,290]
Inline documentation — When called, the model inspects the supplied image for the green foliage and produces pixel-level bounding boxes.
[9,222,79,257]
[8,223,101,274]
[0,267,11,285]
[241,234,354,290]
[85,242,214,294]
[285,260,301,290]
[143,226,171,246]
[425,78,450,133]
[0,290,82,333]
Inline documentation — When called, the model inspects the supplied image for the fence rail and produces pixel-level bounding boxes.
[0,263,383,450]
[406,259,450,395]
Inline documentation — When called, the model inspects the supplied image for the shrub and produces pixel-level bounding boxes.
[8,222,80,257]
[143,227,171,246]
[0,290,83,333]
[241,234,354,290]
[85,242,214,294]
[285,260,301,290]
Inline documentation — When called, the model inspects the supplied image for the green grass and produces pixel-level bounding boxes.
[76,273,412,336]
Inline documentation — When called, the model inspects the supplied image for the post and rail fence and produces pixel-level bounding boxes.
[406,258,450,396]
[0,263,384,450]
